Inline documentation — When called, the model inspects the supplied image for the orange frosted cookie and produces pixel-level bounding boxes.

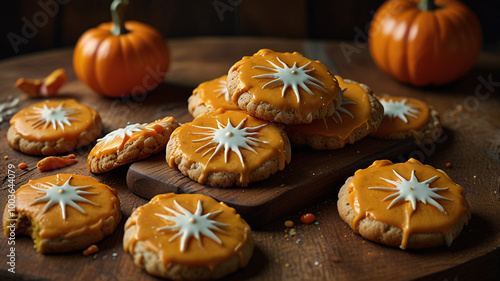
[166,109,291,187]
[3,174,121,253]
[188,75,240,118]
[227,49,341,124]
[124,193,253,280]
[7,99,102,155]
[373,96,442,142]
[285,76,384,149]
[88,116,179,174]
[337,159,470,249]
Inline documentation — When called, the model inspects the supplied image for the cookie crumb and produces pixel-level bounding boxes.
[284,220,294,228]
[332,256,342,263]
[300,213,316,224]
[446,162,452,168]
[83,245,99,256]
[4,156,8,160]
[285,263,290,268]
[18,162,27,169]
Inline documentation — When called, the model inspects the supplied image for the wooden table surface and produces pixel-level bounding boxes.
[0,37,499,281]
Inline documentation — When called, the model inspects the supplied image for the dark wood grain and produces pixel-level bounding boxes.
[0,37,498,281]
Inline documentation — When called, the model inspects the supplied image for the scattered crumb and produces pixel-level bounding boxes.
[37,154,78,171]
[284,220,294,228]
[446,162,452,168]
[83,245,99,256]
[332,256,342,263]
[112,252,118,260]
[4,156,8,160]
[289,228,297,236]
[296,239,301,244]
[314,261,319,266]
[280,184,286,187]
[300,213,316,224]
[473,175,477,179]
[285,263,290,268]
[18,162,27,169]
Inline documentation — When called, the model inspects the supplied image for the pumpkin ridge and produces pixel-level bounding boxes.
[80,31,109,94]
[396,8,419,84]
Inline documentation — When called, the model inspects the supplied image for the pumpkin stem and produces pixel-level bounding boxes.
[110,0,129,35]
[418,0,438,11]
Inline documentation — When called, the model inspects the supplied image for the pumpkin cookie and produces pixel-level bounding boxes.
[188,75,240,118]
[3,174,121,253]
[166,109,291,187]
[372,96,442,143]
[285,76,384,150]
[88,116,179,174]
[7,99,102,155]
[337,159,470,249]
[123,193,253,280]
[227,49,342,124]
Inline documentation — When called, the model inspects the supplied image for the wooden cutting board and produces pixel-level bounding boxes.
[127,133,418,227]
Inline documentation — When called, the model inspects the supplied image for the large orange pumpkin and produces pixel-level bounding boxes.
[73,0,169,97]
[369,0,482,86]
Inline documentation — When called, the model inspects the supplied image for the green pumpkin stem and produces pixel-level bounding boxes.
[110,0,129,35]
[418,0,438,11]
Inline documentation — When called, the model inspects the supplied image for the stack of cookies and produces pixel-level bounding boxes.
[168,49,389,187]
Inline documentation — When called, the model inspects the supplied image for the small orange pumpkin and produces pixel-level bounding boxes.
[73,0,169,97]
[369,0,482,86]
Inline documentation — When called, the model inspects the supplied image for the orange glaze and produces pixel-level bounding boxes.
[167,109,288,186]
[286,76,372,140]
[373,96,430,137]
[13,174,120,239]
[194,75,240,111]
[230,49,339,117]
[88,116,175,158]
[124,193,251,270]
[10,99,99,142]
[347,159,470,249]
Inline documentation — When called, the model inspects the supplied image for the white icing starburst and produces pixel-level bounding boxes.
[26,104,80,130]
[252,57,327,102]
[214,80,231,102]
[331,88,356,124]
[30,176,99,220]
[380,99,419,123]
[155,200,228,252]
[189,118,268,167]
[368,170,452,214]
[96,123,147,145]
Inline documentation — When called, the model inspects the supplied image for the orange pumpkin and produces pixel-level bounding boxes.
[369,0,482,86]
[73,0,169,97]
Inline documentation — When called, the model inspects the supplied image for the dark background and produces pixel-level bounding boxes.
[0,0,499,60]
